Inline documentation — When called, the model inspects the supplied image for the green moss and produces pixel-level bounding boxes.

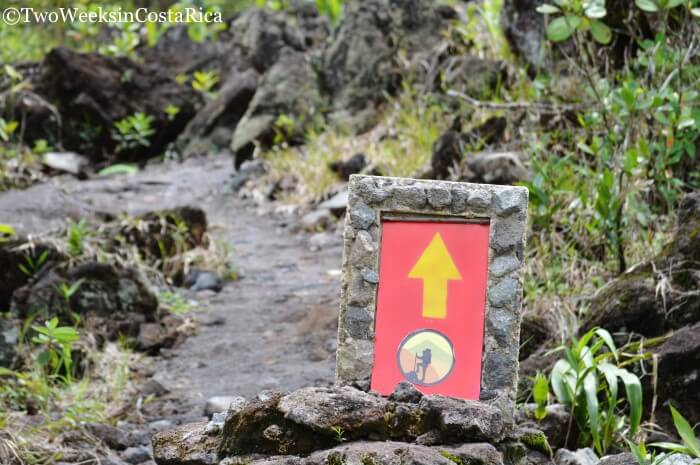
[327,452,346,465]
[361,454,377,465]
[439,451,484,465]
[519,430,553,457]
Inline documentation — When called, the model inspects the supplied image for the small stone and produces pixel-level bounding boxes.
[428,187,452,208]
[494,187,527,216]
[355,177,389,204]
[418,395,505,442]
[205,395,246,417]
[343,306,374,339]
[492,216,526,252]
[42,151,90,177]
[121,446,151,465]
[598,453,641,465]
[350,203,376,230]
[186,270,223,293]
[468,189,492,209]
[152,422,220,465]
[85,423,131,450]
[300,209,334,232]
[362,269,379,284]
[491,255,520,277]
[554,448,598,465]
[489,277,518,307]
[388,381,423,403]
[318,190,349,216]
[393,185,427,208]
[450,189,468,213]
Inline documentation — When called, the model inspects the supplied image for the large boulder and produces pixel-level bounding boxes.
[217,386,506,457]
[231,50,325,166]
[644,323,700,434]
[501,0,546,71]
[319,0,453,116]
[33,47,201,162]
[581,191,700,336]
[10,261,158,343]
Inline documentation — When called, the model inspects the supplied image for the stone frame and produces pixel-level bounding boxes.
[335,175,528,425]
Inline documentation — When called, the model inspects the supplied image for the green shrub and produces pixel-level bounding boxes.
[549,328,642,455]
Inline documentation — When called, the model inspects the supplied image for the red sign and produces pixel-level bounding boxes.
[370,220,490,399]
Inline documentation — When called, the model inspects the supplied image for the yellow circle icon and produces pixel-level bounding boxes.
[397,329,455,386]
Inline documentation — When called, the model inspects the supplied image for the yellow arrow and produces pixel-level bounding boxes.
[408,232,462,319]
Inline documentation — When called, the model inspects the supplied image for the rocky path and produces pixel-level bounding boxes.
[2,155,342,423]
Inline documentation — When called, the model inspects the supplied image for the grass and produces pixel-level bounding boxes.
[0,342,139,464]
[263,84,449,202]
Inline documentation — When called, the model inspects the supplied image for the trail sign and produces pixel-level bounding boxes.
[372,221,489,399]
[335,175,528,425]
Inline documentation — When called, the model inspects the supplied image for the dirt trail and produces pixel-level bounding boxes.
[2,155,342,421]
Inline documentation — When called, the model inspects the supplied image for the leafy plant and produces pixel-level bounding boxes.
[55,279,85,306]
[331,425,346,443]
[0,118,19,142]
[533,371,549,420]
[98,163,139,177]
[31,317,80,383]
[18,250,49,277]
[0,224,16,243]
[550,327,642,455]
[315,0,345,23]
[651,405,700,458]
[66,219,89,257]
[192,70,220,98]
[112,112,155,154]
[164,104,181,121]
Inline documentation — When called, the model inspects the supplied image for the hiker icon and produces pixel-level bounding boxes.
[397,329,454,386]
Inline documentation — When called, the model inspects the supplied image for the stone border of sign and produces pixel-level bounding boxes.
[335,174,528,427]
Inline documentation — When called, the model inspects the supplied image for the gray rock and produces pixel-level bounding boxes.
[554,448,598,465]
[0,317,18,368]
[441,57,507,100]
[11,261,158,343]
[305,441,456,465]
[598,453,637,465]
[442,443,504,465]
[42,151,90,177]
[300,209,334,232]
[349,204,375,230]
[318,190,349,216]
[501,0,546,71]
[205,395,246,417]
[428,187,452,208]
[152,422,220,465]
[231,50,324,160]
[491,256,520,278]
[186,270,223,293]
[278,386,387,438]
[230,159,267,192]
[515,403,571,450]
[85,423,132,451]
[489,277,518,308]
[461,152,531,187]
[121,446,152,465]
[388,381,423,404]
[418,395,505,442]
[493,187,528,216]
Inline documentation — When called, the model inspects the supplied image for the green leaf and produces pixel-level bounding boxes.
[551,359,575,405]
[618,368,642,434]
[649,442,693,454]
[594,328,618,360]
[670,404,700,457]
[584,370,602,454]
[533,371,549,420]
[591,20,612,44]
[664,0,684,8]
[0,223,17,242]
[537,4,561,13]
[585,5,607,18]
[635,0,660,11]
[626,439,648,465]
[98,164,139,177]
[692,8,700,17]
[547,16,581,42]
